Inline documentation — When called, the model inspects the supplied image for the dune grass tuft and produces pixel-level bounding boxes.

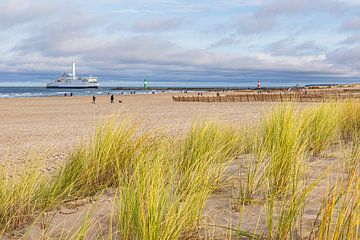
[261,105,307,195]
[179,122,246,193]
[313,172,359,240]
[1,101,360,238]
[340,100,360,140]
[301,103,341,155]
[44,120,149,203]
[236,151,266,205]
[0,161,50,234]
[115,122,247,239]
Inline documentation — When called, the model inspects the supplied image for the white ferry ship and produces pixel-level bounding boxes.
[46,62,99,89]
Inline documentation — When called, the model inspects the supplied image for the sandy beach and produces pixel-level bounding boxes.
[0,93,276,169]
[0,93,357,239]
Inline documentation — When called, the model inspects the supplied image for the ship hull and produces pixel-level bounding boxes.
[46,83,99,89]
[46,85,99,89]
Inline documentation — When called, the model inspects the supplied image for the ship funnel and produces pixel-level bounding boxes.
[72,62,76,80]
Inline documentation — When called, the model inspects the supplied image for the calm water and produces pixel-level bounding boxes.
[0,87,176,99]
[1,76,359,98]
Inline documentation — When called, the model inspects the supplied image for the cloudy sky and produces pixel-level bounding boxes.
[1,0,360,86]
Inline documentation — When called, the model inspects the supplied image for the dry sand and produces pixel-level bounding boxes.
[0,93,278,168]
[1,93,338,239]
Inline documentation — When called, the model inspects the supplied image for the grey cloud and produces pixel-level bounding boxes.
[17,10,109,56]
[2,0,360,83]
[0,0,60,28]
[341,16,360,32]
[265,38,325,56]
[85,0,264,15]
[3,35,357,84]
[327,46,360,69]
[235,0,348,34]
[235,13,275,34]
[258,0,346,17]
[10,32,341,77]
[340,35,360,44]
[209,33,244,48]
[7,7,349,80]
[16,34,179,68]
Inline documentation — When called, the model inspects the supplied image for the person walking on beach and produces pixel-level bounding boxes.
[92,95,96,104]
[110,94,114,103]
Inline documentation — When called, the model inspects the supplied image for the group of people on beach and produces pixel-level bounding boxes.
[92,94,119,104]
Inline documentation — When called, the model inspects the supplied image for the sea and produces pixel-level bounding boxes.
[0,77,359,98]
[0,87,176,99]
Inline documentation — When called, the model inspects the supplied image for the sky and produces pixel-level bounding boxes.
[1,0,360,87]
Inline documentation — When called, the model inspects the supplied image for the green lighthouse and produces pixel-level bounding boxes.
[144,79,148,90]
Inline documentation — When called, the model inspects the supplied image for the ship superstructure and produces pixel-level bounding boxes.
[46,62,99,88]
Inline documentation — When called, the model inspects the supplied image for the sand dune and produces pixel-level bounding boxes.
[2,93,344,239]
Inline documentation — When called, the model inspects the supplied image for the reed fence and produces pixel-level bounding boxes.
[172,92,360,103]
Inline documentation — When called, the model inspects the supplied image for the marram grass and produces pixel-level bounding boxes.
[179,122,246,193]
[1,101,360,239]
[312,172,359,240]
[300,103,341,155]
[0,161,48,233]
[116,122,247,239]
[44,120,149,202]
[339,100,360,139]
[0,120,246,239]
[261,105,308,195]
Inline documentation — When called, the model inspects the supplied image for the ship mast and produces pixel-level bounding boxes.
[72,62,76,80]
